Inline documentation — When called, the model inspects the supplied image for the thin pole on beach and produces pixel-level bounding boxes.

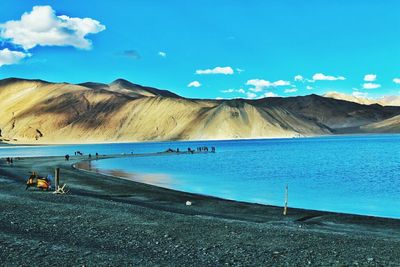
[283,184,288,215]
[55,168,60,190]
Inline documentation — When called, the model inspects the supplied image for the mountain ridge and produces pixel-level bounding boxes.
[0,77,399,144]
[324,91,400,107]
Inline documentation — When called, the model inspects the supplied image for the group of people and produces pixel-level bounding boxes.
[165,148,180,153]
[165,146,216,154]
[196,146,216,152]
[65,152,99,161]
[88,153,99,159]
[5,157,14,165]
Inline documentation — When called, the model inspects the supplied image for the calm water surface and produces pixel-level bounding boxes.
[1,135,399,218]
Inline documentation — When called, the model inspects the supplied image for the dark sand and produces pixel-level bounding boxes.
[0,154,399,266]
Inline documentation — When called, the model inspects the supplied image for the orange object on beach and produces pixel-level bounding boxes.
[25,172,51,191]
[37,178,51,190]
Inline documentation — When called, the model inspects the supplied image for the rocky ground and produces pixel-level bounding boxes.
[0,155,399,266]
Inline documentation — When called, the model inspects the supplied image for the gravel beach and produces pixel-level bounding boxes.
[1,154,399,266]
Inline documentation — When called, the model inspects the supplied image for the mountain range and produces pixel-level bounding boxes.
[0,78,399,144]
[324,91,400,106]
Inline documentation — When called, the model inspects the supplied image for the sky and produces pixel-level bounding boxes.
[0,0,400,99]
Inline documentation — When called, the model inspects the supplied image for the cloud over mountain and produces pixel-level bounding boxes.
[312,73,346,81]
[196,66,234,75]
[0,5,105,50]
[0,48,30,67]
[188,81,201,87]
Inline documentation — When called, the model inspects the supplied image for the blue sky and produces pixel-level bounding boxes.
[0,0,400,99]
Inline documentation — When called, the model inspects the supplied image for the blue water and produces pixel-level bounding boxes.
[1,135,400,218]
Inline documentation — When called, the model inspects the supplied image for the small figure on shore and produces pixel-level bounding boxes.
[211,147,216,153]
[6,157,10,164]
[74,151,77,156]
[65,154,70,161]
[176,148,180,153]
[95,152,99,159]
[88,154,92,159]
[10,158,13,165]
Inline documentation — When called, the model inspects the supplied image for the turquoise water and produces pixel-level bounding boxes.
[1,135,400,218]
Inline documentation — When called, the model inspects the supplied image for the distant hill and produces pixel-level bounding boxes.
[360,114,400,133]
[324,91,400,106]
[257,94,400,131]
[0,78,399,144]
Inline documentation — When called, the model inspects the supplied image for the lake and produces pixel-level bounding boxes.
[1,135,400,219]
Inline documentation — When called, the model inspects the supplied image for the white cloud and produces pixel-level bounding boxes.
[294,75,304,82]
[393,78,400,84]
[246,92,257,99]
[0,5,105,50]
[246,79,290,92]
[246,79,271,92]
[363,74,376,82]
[196,66,234,75]
[362,83,381,89]
[187,81,201,88]
[216,97,224,100]
[0,48,31,67]
[221,88,245,94]
[158,51,167,57]
[284,88,298,93]
[220,89,278,99]
[272,80,291,86]
[306,85,313,90]
[236,68,245,73]
[263,92,278,97]
[312,73,346,81]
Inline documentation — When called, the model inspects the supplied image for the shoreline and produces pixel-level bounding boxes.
[1,154,400,265]
[75,153,400,221]
[3,132,400,146]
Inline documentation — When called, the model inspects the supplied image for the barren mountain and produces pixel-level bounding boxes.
[324,91,400,107]
[256,94,400,131]
[0,78,399,144]
[79,79,181,98]
[361,115,400,133]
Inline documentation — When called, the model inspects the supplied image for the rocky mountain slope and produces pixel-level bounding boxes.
[0,78,399,144]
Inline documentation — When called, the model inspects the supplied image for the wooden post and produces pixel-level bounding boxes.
[283,184,288,215]
[55,168,60,190]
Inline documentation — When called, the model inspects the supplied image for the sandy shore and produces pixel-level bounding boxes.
[1,154,399,266]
